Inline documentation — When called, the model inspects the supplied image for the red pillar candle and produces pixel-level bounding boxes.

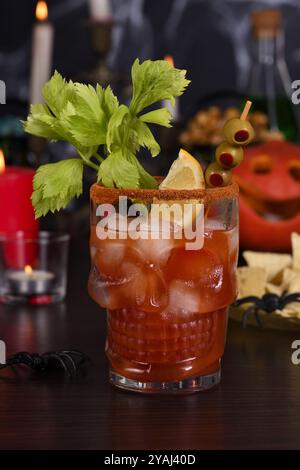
[0,151,38,268]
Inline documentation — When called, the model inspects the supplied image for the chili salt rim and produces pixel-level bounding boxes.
[90,179,239,205]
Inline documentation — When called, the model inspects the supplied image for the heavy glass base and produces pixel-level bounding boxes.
[109,369,221,394]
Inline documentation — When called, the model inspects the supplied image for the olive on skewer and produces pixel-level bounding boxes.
[205,162,232,188]
[223,118,255,145]
[215,142,244,169]
[222,100,254,146]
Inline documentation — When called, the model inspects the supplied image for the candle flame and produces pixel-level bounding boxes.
[24,265,33,274]
[36,1,48,22]
[0,149,5,174]
[164,55,175,67]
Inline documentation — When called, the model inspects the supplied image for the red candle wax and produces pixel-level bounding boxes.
[0,164,38,268]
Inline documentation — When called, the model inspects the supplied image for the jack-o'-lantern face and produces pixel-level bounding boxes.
[234,141,300,252]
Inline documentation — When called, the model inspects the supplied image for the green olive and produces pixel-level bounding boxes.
[223,118,255,145]
[205,162,232,188]
[215,142,244,169]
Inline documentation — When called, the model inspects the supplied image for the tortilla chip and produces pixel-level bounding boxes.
[279,302,300,318]
[266,283,283,295]
[280,268,298,291]
[277,308,298,318]
[274,309,284,317]
[237,267,267,298]
[243,251,292,282]
[288,302,300,312]
[292,232,300,272]
[288,274,300,294]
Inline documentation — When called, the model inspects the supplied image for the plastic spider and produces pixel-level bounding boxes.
[0,350,89,378]
[234,292,300,328]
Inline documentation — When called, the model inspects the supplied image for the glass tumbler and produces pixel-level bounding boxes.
[0,231,70,305]
[89,182,239,393]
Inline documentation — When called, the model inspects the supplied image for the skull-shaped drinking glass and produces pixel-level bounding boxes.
[89,182,239,393]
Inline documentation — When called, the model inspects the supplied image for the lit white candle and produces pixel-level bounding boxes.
[30,1,54,104]
[89,0,112,21]
[163,55,180,123]
[8,265,54,295]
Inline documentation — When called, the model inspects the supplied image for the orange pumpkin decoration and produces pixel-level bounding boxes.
[234,140,300,252]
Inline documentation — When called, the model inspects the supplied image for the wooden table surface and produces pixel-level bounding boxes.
[0,238,300,450]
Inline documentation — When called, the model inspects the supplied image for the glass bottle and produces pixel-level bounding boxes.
[247,9,298,141]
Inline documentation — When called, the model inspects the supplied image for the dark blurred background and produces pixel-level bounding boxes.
[2,1,300,112]
[1,0,300,232]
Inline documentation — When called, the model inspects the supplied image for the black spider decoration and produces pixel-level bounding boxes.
[0,350,89,378]
[234,292,300,328]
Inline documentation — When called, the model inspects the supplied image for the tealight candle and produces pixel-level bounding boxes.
[8,265,54,296]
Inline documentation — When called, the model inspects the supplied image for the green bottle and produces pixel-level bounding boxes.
[246,9,298,142]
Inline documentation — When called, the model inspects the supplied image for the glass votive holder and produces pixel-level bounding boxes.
[0,231,70,305]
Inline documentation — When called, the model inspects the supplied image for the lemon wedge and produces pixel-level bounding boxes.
[152,149,205,231]
[159,148,205,190]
